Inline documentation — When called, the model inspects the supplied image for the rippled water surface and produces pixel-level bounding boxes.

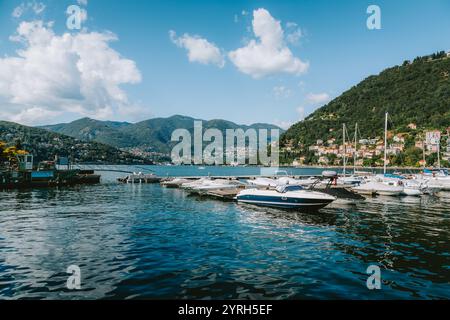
[0,167,449,299]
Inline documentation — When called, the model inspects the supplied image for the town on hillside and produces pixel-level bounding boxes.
[282,124,450,168]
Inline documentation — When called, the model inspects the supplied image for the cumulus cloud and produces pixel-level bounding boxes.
[296,106,306,120]
[273,86,291,99]
[169,30,225,68]
[305,92,331,105]
[0,20,142,125]
[228,8,309,79]
[12,1,46,18]
[286,22,302,45]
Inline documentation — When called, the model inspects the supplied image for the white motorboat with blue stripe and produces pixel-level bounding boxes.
[236,185,336,210]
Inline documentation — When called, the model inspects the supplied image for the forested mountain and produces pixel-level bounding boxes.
[42,115,283,154]
[0,121,148,164]
[281,51,450,166]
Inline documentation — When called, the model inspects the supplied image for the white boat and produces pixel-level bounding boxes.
[377,180,405,196]
[352,181,379,196]
[415,175,450,191]
[236,185,336,210]
[337,175,363,186]
[401,180,424,196]
[379,174,423,196]
[355,113,407,197]
[180,178,211,190]
[247,177,279,188]
[276,176,320,187]
[352,180,403,196]
[190,179,243,193]
[161,178,191,188]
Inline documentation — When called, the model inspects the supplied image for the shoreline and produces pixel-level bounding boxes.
[73,163,449,171]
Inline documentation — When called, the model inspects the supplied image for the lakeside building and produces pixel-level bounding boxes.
[283,126,449,167]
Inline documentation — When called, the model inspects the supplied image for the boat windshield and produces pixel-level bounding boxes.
[276,185,303,193]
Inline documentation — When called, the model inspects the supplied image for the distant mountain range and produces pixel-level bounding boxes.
[41,115,283,154]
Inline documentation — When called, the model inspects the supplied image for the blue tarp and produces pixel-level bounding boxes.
[31,171,54,178]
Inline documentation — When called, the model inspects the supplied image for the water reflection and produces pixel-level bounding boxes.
[0,180,449,300]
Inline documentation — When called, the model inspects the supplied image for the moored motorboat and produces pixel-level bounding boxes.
[180,177,211,190]
[161,178,191,188]
[337,175,363,186]
[190,179,243,194]
[247,177,278,188]
[236,185,336,211]
[352,180,403,196]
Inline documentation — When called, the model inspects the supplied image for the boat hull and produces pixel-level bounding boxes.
[236,194,334,211]
[376,190,402,196]
[401,188,422,196]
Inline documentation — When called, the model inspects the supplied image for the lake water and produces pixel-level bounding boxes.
[0,166,449,299]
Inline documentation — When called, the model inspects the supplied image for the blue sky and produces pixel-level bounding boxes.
[0,0,450,127]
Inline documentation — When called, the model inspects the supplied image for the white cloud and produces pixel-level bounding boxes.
[286,29,302,45]
[297,106,305,120]
[77,0,88,6]
[273,86,291,99]
[169,30,225,68]
[274,120,293,130]
[12,1,46,18]
[31,2,45,14]
[0,20,142,125]
[78,8,88,24]
[228,8,309,79]
[286,22,297,28]
[12,6,24,18]
[274,105,307,130]
[306,92,330,105]
[285,22,303,45]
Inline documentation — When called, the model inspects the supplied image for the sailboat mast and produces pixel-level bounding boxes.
[384,112,388,175]
[422,138,426,169]
[354,123,358,173]
[343,123,346,176]
[437,139,441,169]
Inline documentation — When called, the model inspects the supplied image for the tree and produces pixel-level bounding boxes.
[0,141,6,162]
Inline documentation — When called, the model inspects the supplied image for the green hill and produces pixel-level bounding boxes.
[0,121,148,164]
[42,115,283,154]
[281,51,450,166]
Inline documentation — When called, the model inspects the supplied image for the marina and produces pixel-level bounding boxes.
[115,166,450,208]
[0,165,449,300]
[0,0,449,305]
